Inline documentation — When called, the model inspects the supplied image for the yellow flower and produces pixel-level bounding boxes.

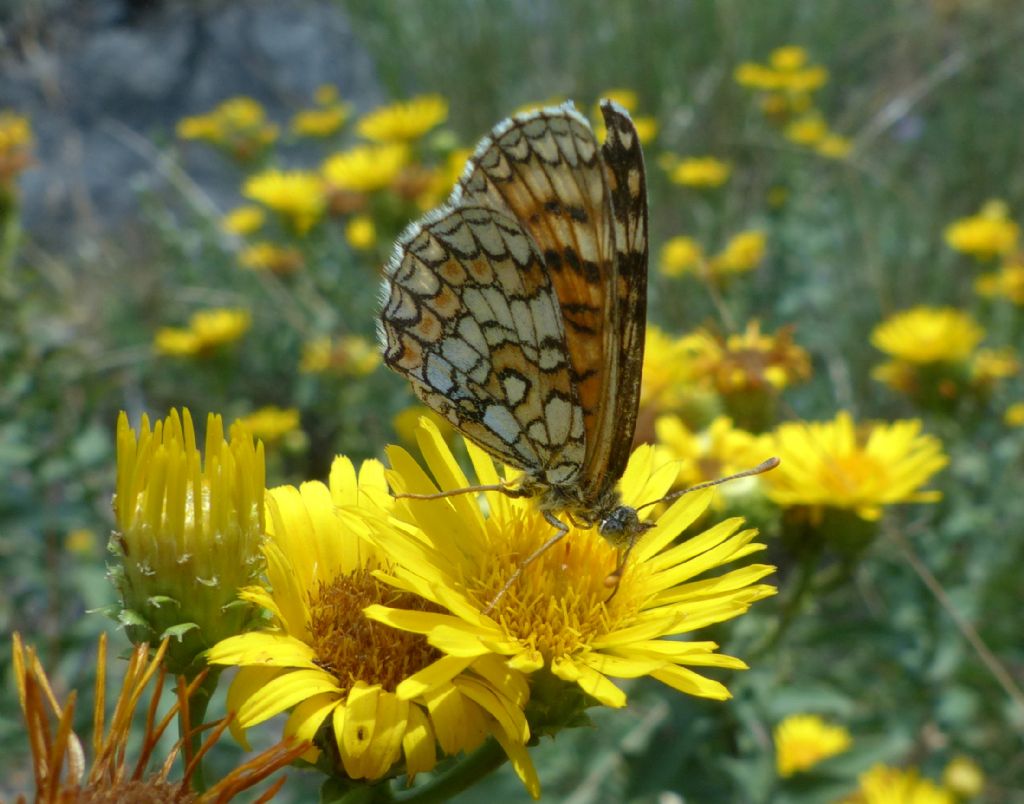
[345,214,377,250]
[669,156,731,188]
[222,204,265,235]
[13,633,306,802]
[785,112,829,145]
[392,406,455,448]
[763,411,948,521]
[65,527,98,555]
[111,409,266,671]
[357,94,448,142]
[639,325,706,415]
[599,88,639,112]
[845,764,954,804]
[687,322,811,394]
[1005,402,1024,427]
[206,457,538,793]
[0,110,33,185]
[975,261,1024,304]
[416,147,473,208]
[291,102,351,137]
[238,241,304,274]
[364,420,776,710]
[322,143,409,192]
[817,132,853,159]
[233,405,301,444]
[660,235,704,277]
[655,415,769,492]
[243,169,325,234]
[299,334,381,375]
[735,63,782,91]
[774,714,852,777]
[770,46,809,71]
[945,200,1019,259]
[176,97,278,159]
[154,308,251,357]
[871,306,984,364]
[633,115,659,144]
[709,230,767,276]
[942,756,985,798]
[971,347,1019,384]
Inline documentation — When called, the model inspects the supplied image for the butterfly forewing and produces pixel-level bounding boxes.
[455,106,620,465]
[380,204,586,486]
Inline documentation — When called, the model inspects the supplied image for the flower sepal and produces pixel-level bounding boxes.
[523,667,597,741]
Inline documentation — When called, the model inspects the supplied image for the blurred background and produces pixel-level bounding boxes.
[2,1,1023,801]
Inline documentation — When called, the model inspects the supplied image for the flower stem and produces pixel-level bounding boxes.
[392,738,508,803]
[182,668,221,794]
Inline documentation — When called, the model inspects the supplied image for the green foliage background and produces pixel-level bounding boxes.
[2,1,1023,801]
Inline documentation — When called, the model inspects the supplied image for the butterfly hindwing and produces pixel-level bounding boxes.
[380,204,587,486]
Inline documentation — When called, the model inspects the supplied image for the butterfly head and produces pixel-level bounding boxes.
[598,504,653,549]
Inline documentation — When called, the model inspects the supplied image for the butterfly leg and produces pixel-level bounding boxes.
[484,512,570,615]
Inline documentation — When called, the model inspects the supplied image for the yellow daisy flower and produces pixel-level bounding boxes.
[639,325,708,419]
[974,260,1024,304]
[177,97,278,160]
[154,308,251,357]
[709,230,767,276]
[770,46,810,71]
[871,307,984,364]
[221,204,265,236]
[345,214,377,250]
[941,756,985,798]
[669,156,731,188]
[291,102,351,138]
[323,143,409,193]
[763,411,948,521]
[299,334,380,375]
[784,112,829,146]
[774,714,852,777]
[238,241,304,275]
[243,169,325,235]
[844,764,954,804]
[357,94,448,142]
[207,456,538,794]
[817,132,853,159]
[655,415,769,492]
[363,420,776,710]
[232,405,301,444]
[660,235,704,278]
[945,200,1019,259]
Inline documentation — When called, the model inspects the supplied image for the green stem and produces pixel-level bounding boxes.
[392,738,509,804]
[749,542,822,658]
[182,668,221,794]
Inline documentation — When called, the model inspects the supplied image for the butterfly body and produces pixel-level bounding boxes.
[380,99,649,553]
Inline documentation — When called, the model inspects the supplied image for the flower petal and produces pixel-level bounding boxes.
[236,667,341,728]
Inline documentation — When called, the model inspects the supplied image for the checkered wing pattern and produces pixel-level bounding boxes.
[379,204,586,487]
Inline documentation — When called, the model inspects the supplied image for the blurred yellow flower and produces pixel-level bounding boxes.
[206,457,538,793]
[770,45,809,71]
[599,88,639,112]
[177,97,278,160]
[222,204,265,236]
[632,115,659,144]
[655,415,768,493]
[1005,402,1024,427]
[844,764,954,804]
[640,325,705,416]
[941,756,985,799]
[945,200,1019,259]
[345,214,377,250]
[669,156,731,188]
[709,230,767,276]
[817,132,853,159]
[65,527,98,556]
[243,169,325,234]
[322,143,409,192]
[417,147,473,208]
[392,406,455,448]
[871,306,984,364]
[660,235,704,277]
[735,47,828,95]
[784,112,829,145]
[774,714,852,777]
[971,347,1019,384]
[764,411,948,521]
[232,405,301,444]
[291,100,351,138]
[299,335,380,375]
[593,92,657,145]
[975,261,1024,304]
[0,110,33,185]
[154,308,251,357]
[687,322,810,394]
[238,241,304,274]
[357,94,448,142]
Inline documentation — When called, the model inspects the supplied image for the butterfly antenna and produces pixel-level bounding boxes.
[635,456,781,513]
[392,481,527,501]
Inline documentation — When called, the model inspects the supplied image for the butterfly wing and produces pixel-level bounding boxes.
[590,100,649,493]
[455,102,622,503]
[379,204,586,487]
